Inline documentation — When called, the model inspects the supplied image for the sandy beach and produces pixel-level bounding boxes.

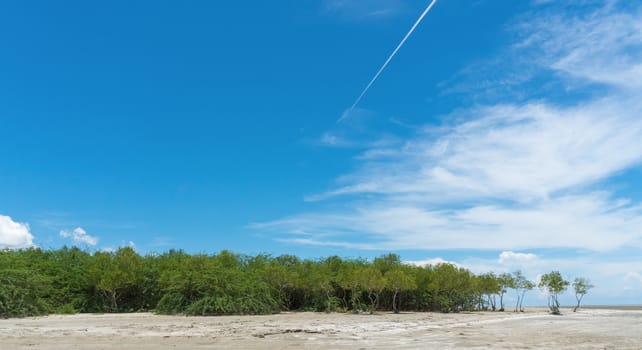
[1,307,641,349]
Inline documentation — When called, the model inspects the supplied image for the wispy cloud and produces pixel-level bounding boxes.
[255,1,642,254]
[320,98,642,202]
[516,1,642,88]
[60,227,98,246]
[0,214,35,249]
[322,0,407,20]
[316,107,402,150]
[440,0,642,102]
[257,192,642,251]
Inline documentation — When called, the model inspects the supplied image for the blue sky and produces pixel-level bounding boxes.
[2,0,642,305]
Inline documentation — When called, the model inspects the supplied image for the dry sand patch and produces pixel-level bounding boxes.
[1,308,641,349]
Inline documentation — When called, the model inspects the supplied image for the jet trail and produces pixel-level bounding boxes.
[338,0,438,123]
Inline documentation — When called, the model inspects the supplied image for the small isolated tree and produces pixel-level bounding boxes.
[572,277,594,312]
[539,271,569,315]
[497,273,514,311]
[512,271,534,312]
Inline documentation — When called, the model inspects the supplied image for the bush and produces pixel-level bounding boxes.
[0,270,51,318]
[155,292,188,315]
[235,294,279,315]
[185,296,234,316]
[324,296,343,313]
[56,303,77,315]
[184,294,279,316]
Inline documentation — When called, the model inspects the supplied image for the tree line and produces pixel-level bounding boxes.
[0,247,592,318]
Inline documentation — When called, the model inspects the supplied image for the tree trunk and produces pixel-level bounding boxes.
[573,294,583,312]
[551,295,560,315]
[350,287,359,313]
[325,290,333,312]
[392,290,399,314]
[368,291,376,314]
[110,290,118,312]
[519,290,527,312]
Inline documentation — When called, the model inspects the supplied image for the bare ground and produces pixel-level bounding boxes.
[1,307,641,349]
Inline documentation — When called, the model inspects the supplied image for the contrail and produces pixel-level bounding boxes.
[338,0,438,123]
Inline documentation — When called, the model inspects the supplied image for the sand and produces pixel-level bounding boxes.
[1,307,641,349]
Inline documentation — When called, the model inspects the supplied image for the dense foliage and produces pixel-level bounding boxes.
[0,248,585,318]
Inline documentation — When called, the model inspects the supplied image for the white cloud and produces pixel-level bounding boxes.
[59,227,98,246]
[404,257,458,267]
[255,1,642,253]
[517,2,642,89]
[259,193,642,251]
[121,240,136,250]
[317,97,642,203]
[0,214,35,249]
[100,241,137,253]
[498,251,537,264]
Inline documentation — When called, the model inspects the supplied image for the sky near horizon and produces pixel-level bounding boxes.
[2,0,642,305]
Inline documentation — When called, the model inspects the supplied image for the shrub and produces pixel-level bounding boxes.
[56,303,77,315]
[0,270,51,318]
[155,292,188,315]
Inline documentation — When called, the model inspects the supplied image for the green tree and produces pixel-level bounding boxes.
[0,248,592,317]
[572,277,594,312]
[359,267,386,314]
[374,253,401,274]
[336,262,366,312]
[91,247,143,311]
[156,250,213,313]
[411,265,435,311]
[497,273,514,311]
[385,267,416,313]
[539,271,569,315]
[264,255,300,310]
[475,273,500,311]
[0,268,51,317]
[306,261,337,311]
[512,271,534,312]
[430,264,474,312]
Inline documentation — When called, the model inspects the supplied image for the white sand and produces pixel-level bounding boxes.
[1,307,641,349]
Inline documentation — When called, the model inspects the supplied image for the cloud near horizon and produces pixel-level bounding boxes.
[0,214,35,249]
[404,257,459,267]
[254,1,642,254]
[60,227,98,246]
[498,251,537,264]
